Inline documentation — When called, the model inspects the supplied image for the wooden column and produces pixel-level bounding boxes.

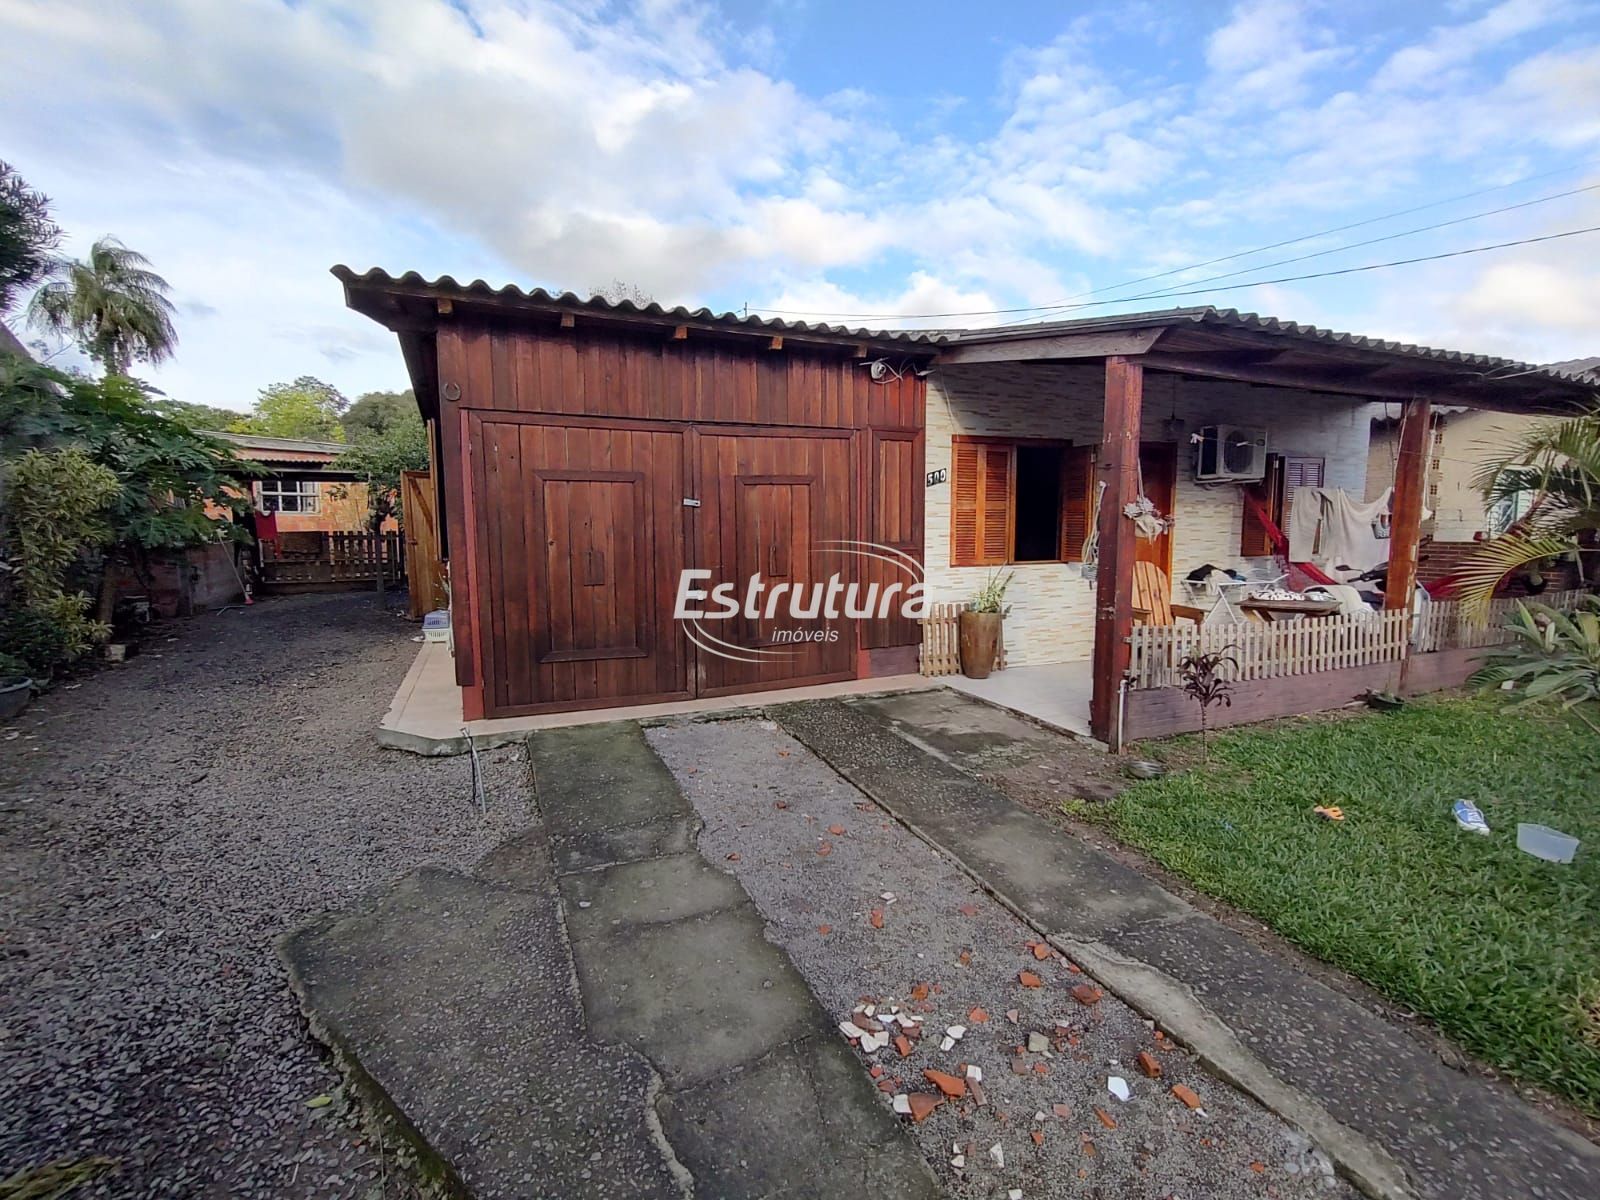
[1386,396,1431,614]
[1090,356,1144,744]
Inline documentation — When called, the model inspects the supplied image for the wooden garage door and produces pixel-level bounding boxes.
[691,431,855,696]
[472,417,691,714]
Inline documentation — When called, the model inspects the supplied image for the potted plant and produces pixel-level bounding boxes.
[960,571,1013,679]
[0,653,34,722]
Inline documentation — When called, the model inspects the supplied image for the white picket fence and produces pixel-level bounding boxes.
[1413,587,1588,653]
[1126,609,1411,690]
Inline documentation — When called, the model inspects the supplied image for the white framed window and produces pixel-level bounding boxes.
[258,479,321,514]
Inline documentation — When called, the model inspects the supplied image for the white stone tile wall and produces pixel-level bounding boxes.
[923,362,1377,665]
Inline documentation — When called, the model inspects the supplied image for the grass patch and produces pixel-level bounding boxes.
[1102,696,1600,1116]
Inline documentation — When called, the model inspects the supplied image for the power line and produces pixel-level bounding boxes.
[753,225,1600,323]
[998,182,1600,322]
[754,159,1600,323]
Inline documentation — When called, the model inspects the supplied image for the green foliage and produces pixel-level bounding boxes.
[1104,697,1600,1115]
[342,389,415,440]
[969,570,1014,614]
[1459,404,1600,614]
[5,447,119,669]
[1472,597,1600,724]
[232,375,347,441]
[26,236,177,374]
[0,160,60,315]
[333,413,428,531]
[147,395,249,432]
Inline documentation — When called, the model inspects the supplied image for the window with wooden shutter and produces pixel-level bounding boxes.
[950,438,1014,567]
[1059,444,1095,562]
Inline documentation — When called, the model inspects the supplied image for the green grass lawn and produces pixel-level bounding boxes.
[1096,696,1600,1116]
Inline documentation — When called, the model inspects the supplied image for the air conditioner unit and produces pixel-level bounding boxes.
[1194,424,1268,481]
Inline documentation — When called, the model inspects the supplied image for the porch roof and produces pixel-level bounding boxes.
[940,306,1597,415]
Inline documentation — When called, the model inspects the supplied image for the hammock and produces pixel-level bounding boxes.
[1239,487,1338,586]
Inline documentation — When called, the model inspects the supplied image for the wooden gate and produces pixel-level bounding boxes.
[402,469,446,618]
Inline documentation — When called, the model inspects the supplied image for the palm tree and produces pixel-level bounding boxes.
[1455,405,1600,614]
[27,236,177,375]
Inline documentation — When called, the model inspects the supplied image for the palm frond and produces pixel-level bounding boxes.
[1453,533,1574,615]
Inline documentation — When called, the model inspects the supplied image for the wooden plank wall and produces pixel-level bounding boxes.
[432,319,926,717]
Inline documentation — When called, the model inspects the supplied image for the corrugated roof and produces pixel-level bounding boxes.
[209,430,349,456]
[955,307,1600,387]
[332,266,943,346]
[1546,355,1600,381]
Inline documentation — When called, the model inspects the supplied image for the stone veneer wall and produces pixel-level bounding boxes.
[923,362,1376,666]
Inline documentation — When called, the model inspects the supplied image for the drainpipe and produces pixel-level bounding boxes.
[1114,677,1128,753]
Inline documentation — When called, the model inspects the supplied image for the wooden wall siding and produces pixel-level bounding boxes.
[864,431,925,650]
[436,322,926,716]
[446,322,924,430]
[1122,662,1401,742]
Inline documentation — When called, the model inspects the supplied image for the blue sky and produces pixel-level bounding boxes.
[0,0,1596,409]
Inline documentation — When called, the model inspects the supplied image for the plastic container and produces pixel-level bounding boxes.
[422,609,452,644]
[1516,823,1579,864]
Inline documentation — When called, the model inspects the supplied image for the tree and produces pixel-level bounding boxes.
[589,279,654,305]
[234,376,347,441]
[333,412,428,533]
[342,388,415,440]
[147,395,250,432]
[1456,405,1600,614]
[27,236,177,374]
[0,160,60,315]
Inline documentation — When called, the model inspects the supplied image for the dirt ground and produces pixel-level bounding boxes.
[0,592,530,1198]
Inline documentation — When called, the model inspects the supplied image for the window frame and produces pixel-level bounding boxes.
[949,435,1094,568]
[258,478,322,515]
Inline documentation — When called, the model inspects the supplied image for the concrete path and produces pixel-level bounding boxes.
[772,692,1600,1200]
[284,722,938,1200]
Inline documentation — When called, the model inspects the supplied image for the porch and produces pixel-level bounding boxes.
[915,309,1594,746]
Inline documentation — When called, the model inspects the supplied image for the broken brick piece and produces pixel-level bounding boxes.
[817,924,832,935]
[869,909,885,929]
[968,1006,989,1023]
[957,903,978,917]
[906,1092,943,1123]
[827,824,845,835]
[969,1080,987,1106]
[894,1035,913,1058]
[816,841,833,857]
[957,948,972,966]
[1018,971,1043,988]
[869,1065,884,1079]
[1052,1103,1071,1119]
[773,800,789,810]
[924,1069,967,1098]
[1136,1051,1162,1078]
[911,982,930,1002]
[1006,1009,1020,1023]
[1250,1161,1265,1174]
[1031,942,1052,961]
[877,1078,896,1093]
[1095,1107,1117,1130]
[1071,984,1103,1006]
[726,852,741,861]
[1171,1084,1202,1110]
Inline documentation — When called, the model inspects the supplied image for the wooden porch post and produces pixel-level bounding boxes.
[1090,356,1143,745]
[1386,397,1431,613]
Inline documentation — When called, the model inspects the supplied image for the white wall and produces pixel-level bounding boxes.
[923,362,1376,665]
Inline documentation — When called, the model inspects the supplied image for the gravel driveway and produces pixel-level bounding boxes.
[0,592,530,1198]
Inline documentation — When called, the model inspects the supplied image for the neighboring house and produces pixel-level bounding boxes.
[209,430,375,532]
[336,267,1596,743]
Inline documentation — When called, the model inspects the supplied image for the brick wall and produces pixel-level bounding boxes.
[923,362,1376,665]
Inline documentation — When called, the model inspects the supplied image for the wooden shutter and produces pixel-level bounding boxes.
[951,439,1013,567]
[1059,444,1095,562]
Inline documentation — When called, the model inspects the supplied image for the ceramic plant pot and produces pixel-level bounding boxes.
[958,610,1002,679]
[0,677,34,722]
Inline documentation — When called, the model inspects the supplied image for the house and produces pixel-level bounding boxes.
[210,430,374,532]
[336,267,1597,745]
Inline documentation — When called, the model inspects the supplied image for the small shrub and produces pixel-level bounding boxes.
[1178,646,1238,761]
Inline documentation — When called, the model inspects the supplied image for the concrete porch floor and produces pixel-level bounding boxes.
[943,658,1095,739]
[379,641,938,755]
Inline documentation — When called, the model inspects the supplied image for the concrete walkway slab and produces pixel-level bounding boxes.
[281,866,680,1199]
[773,694,1600,1200]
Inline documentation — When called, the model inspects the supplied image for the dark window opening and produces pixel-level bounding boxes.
[1013,445,1062,562]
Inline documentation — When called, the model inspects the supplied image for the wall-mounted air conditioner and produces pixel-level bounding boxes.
[1194,425,1268,481]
